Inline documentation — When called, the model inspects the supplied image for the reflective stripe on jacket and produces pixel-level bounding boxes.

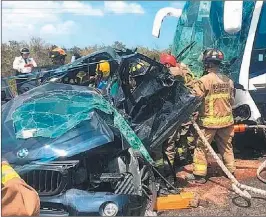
[190,72,234,129]
[1,161,40,216]
[2,163,20,185]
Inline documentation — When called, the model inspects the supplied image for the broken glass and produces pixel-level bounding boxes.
[2,83,153,164]
[172,1,256,81]
[2,49,201,169]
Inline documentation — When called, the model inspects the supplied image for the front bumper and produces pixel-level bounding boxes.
[40,189,145,216]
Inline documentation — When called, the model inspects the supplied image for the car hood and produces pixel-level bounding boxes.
[2,83,153,165]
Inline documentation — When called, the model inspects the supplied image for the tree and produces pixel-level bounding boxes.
[112,41,126,50]
[1,38,172,77]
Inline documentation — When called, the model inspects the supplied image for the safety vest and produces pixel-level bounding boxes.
[2,162,20,185]
[198,73,234,129]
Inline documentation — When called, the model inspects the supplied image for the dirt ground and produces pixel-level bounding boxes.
[159,159,266,216]
[159,133,266,216]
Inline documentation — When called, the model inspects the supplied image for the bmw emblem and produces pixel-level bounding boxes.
[17,148,29,159]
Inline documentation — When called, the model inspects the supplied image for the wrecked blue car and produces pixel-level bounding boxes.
[2,48,199,216]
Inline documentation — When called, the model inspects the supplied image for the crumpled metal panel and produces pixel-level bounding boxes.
[2,83,153,165]
[112,54,201,150]
[2,49,201,168]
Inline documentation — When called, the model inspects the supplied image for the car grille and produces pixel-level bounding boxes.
[21,170,67,196]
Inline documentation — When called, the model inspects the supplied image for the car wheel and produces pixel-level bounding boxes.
[134,152,157,216]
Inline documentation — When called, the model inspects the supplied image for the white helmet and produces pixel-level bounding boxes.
[20,47,30,54]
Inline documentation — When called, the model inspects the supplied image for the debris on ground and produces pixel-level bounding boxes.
[159,158,266,216]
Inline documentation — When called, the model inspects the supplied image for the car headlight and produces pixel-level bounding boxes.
[101,202,118,216]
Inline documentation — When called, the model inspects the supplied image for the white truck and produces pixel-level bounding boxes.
[152,1,266,131]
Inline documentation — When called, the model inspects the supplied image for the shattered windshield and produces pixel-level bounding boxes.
[2,83,153,164]
[172,1,255,81]
[12,90,111,139]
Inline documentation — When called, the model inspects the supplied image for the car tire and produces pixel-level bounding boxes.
[134,151,157,216]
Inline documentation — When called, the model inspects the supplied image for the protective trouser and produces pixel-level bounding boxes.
[176,124,195,159]
[153,130,177,175]
[193,125,235,177]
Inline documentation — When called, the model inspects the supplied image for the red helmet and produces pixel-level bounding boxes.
[160,53,177,67]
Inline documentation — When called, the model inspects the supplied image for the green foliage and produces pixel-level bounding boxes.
[1,37,171,77]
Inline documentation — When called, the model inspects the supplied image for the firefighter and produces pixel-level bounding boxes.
[2,160,40,216]
[187,48,235,184]
[72,60,111,89]
[151,53,188,187]
[129,59,147,90]
[158,54,196,168]
[95,60,111,90]
[171,60,196,165]
[49,45,67,65]
[159,53,195,86]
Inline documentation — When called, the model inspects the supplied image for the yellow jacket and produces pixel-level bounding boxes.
[2,161,40,216]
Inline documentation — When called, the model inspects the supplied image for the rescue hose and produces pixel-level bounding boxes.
[191,119,266,200]
[257,160,266,184]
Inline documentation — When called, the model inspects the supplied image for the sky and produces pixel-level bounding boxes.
[2,1,186,50]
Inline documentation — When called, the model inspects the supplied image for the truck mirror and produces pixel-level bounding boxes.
[224,1,243,34]
[152,7,182,38]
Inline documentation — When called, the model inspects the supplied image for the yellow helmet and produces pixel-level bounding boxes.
[96,60,110,78]
[130,61,145,77]
[131,62,144,72]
